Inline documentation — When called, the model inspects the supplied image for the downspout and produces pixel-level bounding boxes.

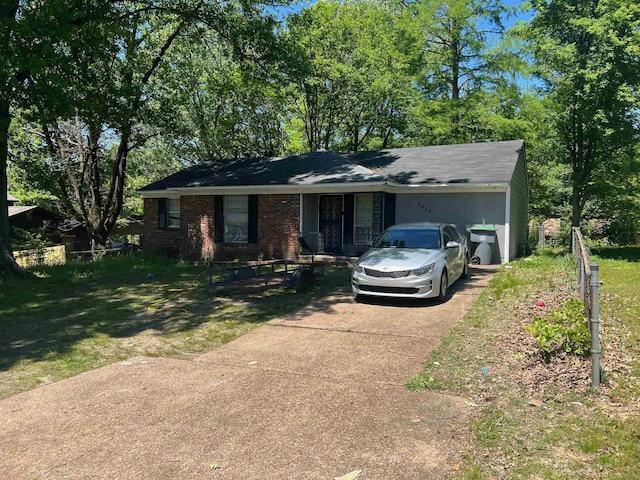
[504,187,511,263]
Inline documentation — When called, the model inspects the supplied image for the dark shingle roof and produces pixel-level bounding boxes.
[345,140,524,185]
[139,150,387,191]
[139,140,524,192]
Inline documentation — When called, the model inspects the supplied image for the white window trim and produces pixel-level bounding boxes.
[167,198,180,229]
[224,195,249,244]
[354,193,374,245]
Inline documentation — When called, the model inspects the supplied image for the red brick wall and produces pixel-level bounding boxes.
[142,194,300,261]
[259,194,300,259]
[215,194,300,261]
[141,198,181,257]
[180,195,215,260]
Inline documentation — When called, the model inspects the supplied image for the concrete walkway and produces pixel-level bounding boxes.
[0,267,496,480]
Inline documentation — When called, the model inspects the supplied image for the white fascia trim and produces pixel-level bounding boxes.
[385,182,509,194]
[140,190,180,199]
[138,181,510,198]
[139,182,387,198]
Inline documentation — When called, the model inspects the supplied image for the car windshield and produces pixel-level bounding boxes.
[372,228,441,249]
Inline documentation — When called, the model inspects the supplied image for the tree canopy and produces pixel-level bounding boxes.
[2,0,292,272]
[3,0,640,277]
[525,0,640,229]
[286,1,415,152]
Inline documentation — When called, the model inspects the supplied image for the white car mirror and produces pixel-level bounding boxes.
[446,241,460,249]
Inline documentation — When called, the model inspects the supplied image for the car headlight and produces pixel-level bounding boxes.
[353,264,364,273]
[411,263,434,276]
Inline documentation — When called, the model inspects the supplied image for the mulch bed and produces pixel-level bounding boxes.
[470,287,633,412]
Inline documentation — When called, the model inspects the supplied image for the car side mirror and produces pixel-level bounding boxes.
[446,241,460,249]
[368,241,373,247]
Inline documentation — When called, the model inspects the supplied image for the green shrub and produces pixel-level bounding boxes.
[535,247,565,258]
[526,298,590,356]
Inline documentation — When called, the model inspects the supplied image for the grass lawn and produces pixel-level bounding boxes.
[0,254,350,400]
[3,247,638,478]
[408,246,640,479]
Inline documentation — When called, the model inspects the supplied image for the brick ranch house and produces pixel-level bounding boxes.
[139,140,528,264]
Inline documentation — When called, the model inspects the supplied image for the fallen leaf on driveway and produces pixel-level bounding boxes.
[335,470,363,480]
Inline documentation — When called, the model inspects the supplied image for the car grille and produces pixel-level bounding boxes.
[359,285,419,294]
[364,268,411,278]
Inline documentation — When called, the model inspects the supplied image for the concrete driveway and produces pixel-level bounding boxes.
[0,267,496,480]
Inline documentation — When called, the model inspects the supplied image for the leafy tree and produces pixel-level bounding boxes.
[516,94,572,222]
[287,1,415,152]
[407,0,524,143]
[164,38,292,162]
[526,0,640,228]
[2,3,26,278]
[1,0,96,278]
[3,0,292,264]
[7,110,60,213]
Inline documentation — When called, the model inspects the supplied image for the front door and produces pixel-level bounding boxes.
[319,195,343,254]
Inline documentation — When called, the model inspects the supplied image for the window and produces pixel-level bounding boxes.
[444,225,459,244]
[167,199,180,228]
[215,195,257,244]
[442,227,452,246]
[373,228,440,249]
[159,198,180,229]
[354,193,373,245]
[225,195,249,243]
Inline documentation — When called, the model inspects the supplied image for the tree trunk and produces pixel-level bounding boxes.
[570,185,582,228]
[0,1,32,279]
[0,102,32,279]
[450,39,461,138]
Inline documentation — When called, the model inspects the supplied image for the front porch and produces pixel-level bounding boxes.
[299,192,395,256]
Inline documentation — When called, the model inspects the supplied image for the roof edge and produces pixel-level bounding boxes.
[139,182,510,198]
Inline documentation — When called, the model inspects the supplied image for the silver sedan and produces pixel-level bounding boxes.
[351,223,469,301]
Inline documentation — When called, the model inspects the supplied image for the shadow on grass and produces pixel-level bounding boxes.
[592,246,640,262]
[0,255,351,374]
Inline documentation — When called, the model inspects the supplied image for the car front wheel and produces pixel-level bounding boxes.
[437,270,448,302]
[461,255,470,279]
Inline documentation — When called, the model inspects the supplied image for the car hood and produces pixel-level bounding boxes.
[357,248,442,270]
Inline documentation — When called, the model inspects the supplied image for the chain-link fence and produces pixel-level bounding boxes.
[572,227,601,388]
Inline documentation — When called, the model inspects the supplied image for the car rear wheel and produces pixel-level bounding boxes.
[437,270,448,302]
